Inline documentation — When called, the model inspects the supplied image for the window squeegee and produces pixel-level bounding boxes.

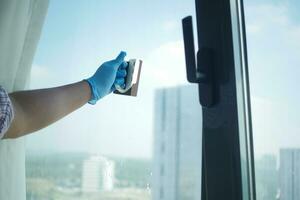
[114,59,142,96]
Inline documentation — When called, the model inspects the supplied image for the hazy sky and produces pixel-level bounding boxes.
[26,0,300,159]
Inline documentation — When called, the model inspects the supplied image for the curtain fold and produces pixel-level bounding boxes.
[0,0,49,199]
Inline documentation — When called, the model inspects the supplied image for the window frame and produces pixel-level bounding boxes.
[185,0,256,199]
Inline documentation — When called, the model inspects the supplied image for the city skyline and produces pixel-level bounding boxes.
[26,152,152,199]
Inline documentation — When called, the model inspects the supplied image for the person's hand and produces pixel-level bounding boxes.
[85,51,128,104]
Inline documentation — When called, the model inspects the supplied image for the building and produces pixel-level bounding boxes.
[279,149,300,200]
[255,155,278,200]
[81,155,115,193]
[152,85,202,200]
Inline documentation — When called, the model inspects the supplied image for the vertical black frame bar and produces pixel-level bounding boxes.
[194,0,244,199]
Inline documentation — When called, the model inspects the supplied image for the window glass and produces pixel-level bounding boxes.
[26,1,201,200]
[244,0,300,199]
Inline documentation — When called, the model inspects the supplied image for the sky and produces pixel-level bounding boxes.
[26,0,300,160]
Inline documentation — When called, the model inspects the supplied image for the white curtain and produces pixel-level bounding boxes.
[0,0,49,199]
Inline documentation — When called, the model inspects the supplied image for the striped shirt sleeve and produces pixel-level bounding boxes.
[0,86,14,139]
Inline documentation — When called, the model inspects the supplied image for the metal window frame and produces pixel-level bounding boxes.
[182,0,256,199]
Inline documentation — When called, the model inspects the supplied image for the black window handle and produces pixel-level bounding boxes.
[182,16,198,83]
[182,16,216,107]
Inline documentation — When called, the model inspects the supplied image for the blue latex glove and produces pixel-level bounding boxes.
[85,51,128,104]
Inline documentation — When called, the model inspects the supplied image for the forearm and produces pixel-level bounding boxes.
[4,81,91,139]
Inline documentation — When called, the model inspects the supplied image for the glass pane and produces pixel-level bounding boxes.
[26,1,201,200]
[244,0,300,199]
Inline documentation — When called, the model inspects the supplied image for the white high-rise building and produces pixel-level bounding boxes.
[81,155,115,193]
[279,149,300,200]
[153,85,202,200]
